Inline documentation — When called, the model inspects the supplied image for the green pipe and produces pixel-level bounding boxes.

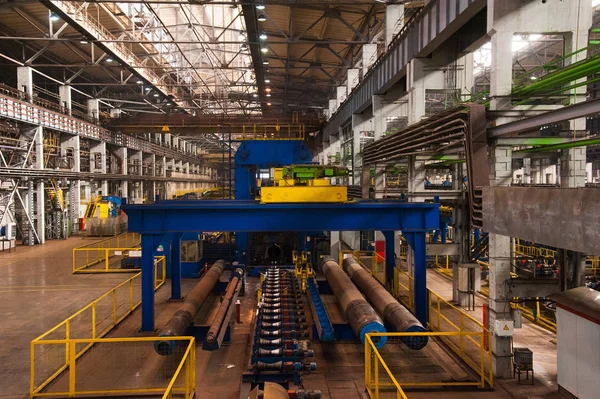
[514,137,600,154]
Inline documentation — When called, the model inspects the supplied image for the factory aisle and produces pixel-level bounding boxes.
[0,238,134,399]
[425,269,561,399]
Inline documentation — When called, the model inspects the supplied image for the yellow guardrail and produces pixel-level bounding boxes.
[339,250,386,285]
[512,300,556,333]
[514,240,556,259]
[393,269,493,388]
[72,232,141,273]
[365,331,490,399]
[365,334,408,399]
[585,256,600,277]
[31,257,166,397]
[31,337,195,398]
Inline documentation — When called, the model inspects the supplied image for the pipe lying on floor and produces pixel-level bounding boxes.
[203,267,244,351]
[342,257,428,350]
[320,256,387,348]
[155,259,226,355]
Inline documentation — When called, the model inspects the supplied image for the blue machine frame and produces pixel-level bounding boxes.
[123,200,439,331]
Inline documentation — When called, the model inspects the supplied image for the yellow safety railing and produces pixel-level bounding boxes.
[31,337,195,398]
[365,331,491,398]
[427,290,494,387]
[72,232,141,273]
[512,300,556,333]
[393,269,493,387]
[240,123,306,140]
[585,256,600,277]
[514,240,556,259]
[31,258,166,397]
[365,334,408,399]
[339,250,386,285]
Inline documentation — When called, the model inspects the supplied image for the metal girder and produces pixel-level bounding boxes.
[482,186,600,254]
[242,0,266,111]
[508,279,560,298]
[488,98,600,137]
[124,200,440,234]
[324,0,486,137]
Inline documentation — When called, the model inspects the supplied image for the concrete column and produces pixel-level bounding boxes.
[61,135,80,229]
[117,147,128,198]
[385,4,404,47]
[58,85,72,115]
[407,156,427,202]
[347,69,360,92]
[161,156,167,177]
[560,147,586,188]
[488,145,513,378]
[362,44,377,76]
[87,99,100,121]
[109,108,122,118]
[90,141,107,195]
[337,86,347,105]
[373,95,385,140]
[17,66,33,101]
[330,231,340,258]
[328,99,337,117]
[35,126,44,244]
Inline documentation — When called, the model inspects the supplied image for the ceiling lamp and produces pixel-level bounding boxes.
[241,43,248,51]
[153,93,159,97]
[253,93,258,98]
[238,31,245,41]
[265,88,271,93]
[50,13,60,22]
[136,80,143,84]
[256,4,266,10]
[267,102,272,106]
[257,13,267,22]
[262,60,269,65]
[259,32,267,40]
[266,93,271,97]
[264,78,270,83]
[105,57,114,62]
[260,46,268,53]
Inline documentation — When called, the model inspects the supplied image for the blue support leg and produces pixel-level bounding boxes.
[141,234,163,332]
[236,232,249,264]
[171,233,183,300]
[383,231,396,288]
[405,232,428,326]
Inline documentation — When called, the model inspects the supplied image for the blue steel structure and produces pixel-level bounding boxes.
[124,200,439,331]
[234,140,313,264]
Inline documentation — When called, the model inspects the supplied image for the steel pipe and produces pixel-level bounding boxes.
[203,267,245,350]
[342,257,428,350]
[155,259,226,355]
[321,257,387,348]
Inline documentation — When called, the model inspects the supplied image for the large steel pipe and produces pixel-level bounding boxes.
[321,257,387,348]
[203,267,244,350]
[156,260,226,355]
[342,257,428,350]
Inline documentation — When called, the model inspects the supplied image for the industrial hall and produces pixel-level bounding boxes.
[1,0,599,398]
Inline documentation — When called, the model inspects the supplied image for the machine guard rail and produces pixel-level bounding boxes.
[31,258,166,397]
[72,232,141,273]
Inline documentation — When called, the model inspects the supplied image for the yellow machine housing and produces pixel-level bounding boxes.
[260,167,348,204]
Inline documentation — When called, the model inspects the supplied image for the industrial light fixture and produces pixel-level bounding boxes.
[241,43,248,51]
[256,4,265,10]
[259,32,267,40]
[50,13,60,22]
[145,87,151,91]
[265,88,271,93]
[264,78,270,83]
[238,31,245,41]
[136,80,143,84]
[267,102,272,106]
[266,93,271,97]
[80,39,88,44]
[153,93,159,97]
[106,57,114,62]
[257,13,267,22]
[262,60,269,65]
[253,93,258,97]
[260,46,268,53]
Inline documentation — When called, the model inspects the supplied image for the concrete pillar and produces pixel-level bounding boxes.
[407,156,427,202]
[560,147,586,188]
[373,95,385,140]
[87,99,100,121]
[35,126,44,243]
[362,44,377,76]
[117,147,128,198]
[61,134,80,229]
[328,99,337,117]
[330,231,340,258]
[58,85,72,115]
[90,141,107,195]
[17,66,33,101]
[347,69,360,92]
[488,145,513,378]
[407,59,427,125]
[337,86,347,105]
[385,4,404,47]
[109,108,122,118]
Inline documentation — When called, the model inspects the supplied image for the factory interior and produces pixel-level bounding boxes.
[1,0,600,398]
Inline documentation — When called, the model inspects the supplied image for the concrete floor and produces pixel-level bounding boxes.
[0,240,562,399]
